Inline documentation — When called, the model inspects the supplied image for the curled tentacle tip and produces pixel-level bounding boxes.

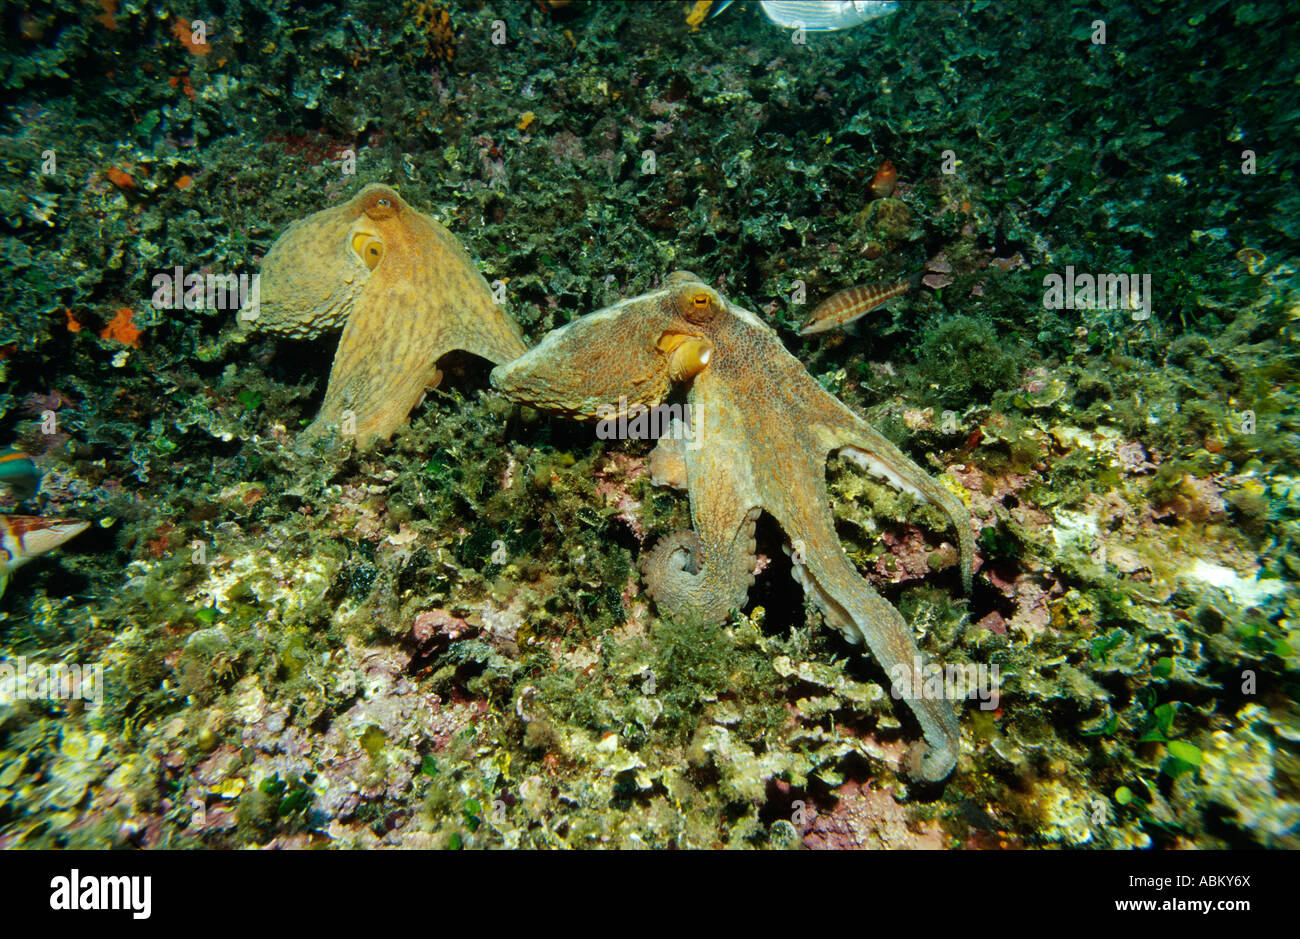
[641,530,705,610]
[904,741,957,782]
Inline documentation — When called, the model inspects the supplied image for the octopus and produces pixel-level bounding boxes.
[238,183,528,448]
[491,271,976,781]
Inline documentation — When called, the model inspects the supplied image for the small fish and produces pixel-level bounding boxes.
[0,515,89,599]
[870,159,897,198]
[0,447,39,500]
[712,1,898,31]
[798,279,913,335]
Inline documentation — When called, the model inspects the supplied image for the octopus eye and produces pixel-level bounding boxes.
[350,232,384,270]
[676,286,720,323]
[362,189,400,220]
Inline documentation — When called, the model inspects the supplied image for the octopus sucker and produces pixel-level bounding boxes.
[640,500,759,624]
[641,531,703,599]
[492,271,975,781]
[238,183,528,449]
[837,443,974,594]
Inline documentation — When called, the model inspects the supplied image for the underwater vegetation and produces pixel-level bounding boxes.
[0,0,1296,849]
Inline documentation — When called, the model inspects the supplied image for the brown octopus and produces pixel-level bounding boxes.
[491,271,976,780]
[238,183,527,448]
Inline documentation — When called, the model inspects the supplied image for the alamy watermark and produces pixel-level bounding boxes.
[0,656,103,707]
[151,265,260,317]
[1042,266,1152,321]
[889,658,1001,711]
[49,869,150,919]
[595,397,703,450]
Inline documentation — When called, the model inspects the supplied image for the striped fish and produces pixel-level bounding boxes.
[797,279,912,336]
[1,515,89,599]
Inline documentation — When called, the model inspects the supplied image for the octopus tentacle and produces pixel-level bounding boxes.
[305,265,443,444]
[641,506,759,624]
[789,536,961,781]
[647,435,689,490]
[830,422,975,593]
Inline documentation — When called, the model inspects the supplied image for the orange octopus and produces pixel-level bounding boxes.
[491,271,976,780]
[239,183,527,448]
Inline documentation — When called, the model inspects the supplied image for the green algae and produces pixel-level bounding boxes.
[0,0,1295,851]
[912,315,1022,410]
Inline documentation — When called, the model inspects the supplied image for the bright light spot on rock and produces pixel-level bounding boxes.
[1186,561,1286,607]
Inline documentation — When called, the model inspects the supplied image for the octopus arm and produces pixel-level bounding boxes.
[307,252,446,448]
[642,395,760,624]
[817,411,974,593]
[783,497,961,781]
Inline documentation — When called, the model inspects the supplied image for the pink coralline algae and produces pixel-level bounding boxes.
[1151,473,1226,523]
[179,640,484,843]
[1116,440,1157,474]
[593,451,647,540]
[21,389,75,414]
[548,131,585,164]
[873,527,954,583]
[412,608,476,650]
[801,780,946,850]
[985,572,1063,635]
[922,252,954,289]
[975,610,1008,635]
[1022,366,1050,394]
[989,252,1028,271]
